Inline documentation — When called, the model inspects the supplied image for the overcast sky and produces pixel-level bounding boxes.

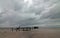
[0,0,60,27]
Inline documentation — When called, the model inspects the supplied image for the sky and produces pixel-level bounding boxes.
[0,0,60,27]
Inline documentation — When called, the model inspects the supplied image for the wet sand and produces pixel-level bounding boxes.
[0,28,60,38]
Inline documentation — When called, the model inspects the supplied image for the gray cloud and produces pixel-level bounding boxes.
[0,0,60,27]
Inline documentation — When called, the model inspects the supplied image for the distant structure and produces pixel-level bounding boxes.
[15,26,20,31]
[34,27,39,29]
[11,26,39,32]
